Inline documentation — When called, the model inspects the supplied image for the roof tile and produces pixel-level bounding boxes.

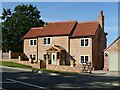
[23,20,99,39]
[39,20,77,36]
[71,21,99,37]
[23,27,43,39]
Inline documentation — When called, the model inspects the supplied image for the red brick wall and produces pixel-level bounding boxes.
[92,25,106,70]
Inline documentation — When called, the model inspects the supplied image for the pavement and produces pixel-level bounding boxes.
[0,66,120,90]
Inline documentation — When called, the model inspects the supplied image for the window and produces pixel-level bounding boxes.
[43,54,47,60]
[33,55,36,60]
[80,38,89,47]
[34,40,37,45]
[44,53,50,60]
[43,38,51,45]
[48,38,50,44]
[30,55,32,58]
[30,40,33,45]
[80,55,89,63]
[29,39,37,46]
[44,38,46,44]
[30,54,36,60]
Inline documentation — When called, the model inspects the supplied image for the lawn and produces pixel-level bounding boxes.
[0,61,32,69]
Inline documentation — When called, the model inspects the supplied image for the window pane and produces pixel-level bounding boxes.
[85,56,88,63]
[33,55,36,60]
[34,40,37,45]
[81,39,84,46]
[44,38,46,44]
[30,55,32,58]
[44,54,46,60]
[48,54,50,60]
[30,40,33,45]
[48,38,50,44]
[81,56,84,63]
[85,39,88,46]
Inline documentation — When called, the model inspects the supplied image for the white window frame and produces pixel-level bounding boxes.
[80,38,89,47]
[29,39,37,46]
[30,54,37,60]
[43,37,52,46]
[80,55,89,64]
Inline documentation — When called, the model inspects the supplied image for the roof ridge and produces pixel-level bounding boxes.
[78,21,98,24]
[48,20,77,24]
[31,27,43,29]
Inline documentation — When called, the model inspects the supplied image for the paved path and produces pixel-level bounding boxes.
[0,66,120,90]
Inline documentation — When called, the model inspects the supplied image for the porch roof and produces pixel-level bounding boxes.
[46,45,66,52]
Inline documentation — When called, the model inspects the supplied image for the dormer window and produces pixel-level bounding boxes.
[43,37,51,45]
[80,38,89,47]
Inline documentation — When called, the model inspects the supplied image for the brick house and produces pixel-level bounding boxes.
[23,10,106,72]
[104,36,120,71]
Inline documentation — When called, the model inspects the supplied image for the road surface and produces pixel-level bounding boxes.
[0,66,119,90]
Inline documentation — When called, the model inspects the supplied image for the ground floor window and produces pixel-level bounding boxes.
[30,54,36,60]
[80,55,89,63]
[43,53,50,60]
[43,54,47,60]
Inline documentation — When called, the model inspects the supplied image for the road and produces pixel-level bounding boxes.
[0,66,119,90]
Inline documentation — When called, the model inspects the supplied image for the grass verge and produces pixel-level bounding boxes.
[0,61,32,69]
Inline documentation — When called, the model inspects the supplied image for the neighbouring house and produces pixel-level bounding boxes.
[104,36,120,71]
[23,10,107,72]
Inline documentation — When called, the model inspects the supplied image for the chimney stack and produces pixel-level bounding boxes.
[98,10,104,30]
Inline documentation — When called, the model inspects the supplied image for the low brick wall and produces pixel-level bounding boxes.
[46,64,82,73]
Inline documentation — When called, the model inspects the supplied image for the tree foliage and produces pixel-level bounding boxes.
[1,4,44,52]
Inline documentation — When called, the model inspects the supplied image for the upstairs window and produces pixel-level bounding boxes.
[80,38,89,47]
[30,40,33,45]
[43,38,51,45]
[29,39,37,46]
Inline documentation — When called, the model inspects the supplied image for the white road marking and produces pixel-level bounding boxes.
[0,81,15,83]
[7,78,48,90]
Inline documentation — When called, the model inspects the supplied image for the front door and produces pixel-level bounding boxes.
[52,53,57,64]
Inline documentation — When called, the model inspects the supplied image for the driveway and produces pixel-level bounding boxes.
[1,66,120,90]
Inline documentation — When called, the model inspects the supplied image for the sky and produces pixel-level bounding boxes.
[0,2,119,47]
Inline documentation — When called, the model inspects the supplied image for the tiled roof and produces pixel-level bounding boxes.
[71,21,99,37]
[23,20,99,39]
[39,20,77,36]
[23,27,43,39]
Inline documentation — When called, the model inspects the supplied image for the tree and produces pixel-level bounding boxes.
[1,4,45,52]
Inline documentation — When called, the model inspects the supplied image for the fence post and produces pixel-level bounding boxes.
[18,56,21,62]
[0,50,3,59]
[9,50,11,59]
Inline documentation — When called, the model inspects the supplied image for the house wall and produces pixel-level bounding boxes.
[104,38,120,71]
[70,37,92,67]
[93,26,106,70]
[38,36,70,65]
[23,39,38,59]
